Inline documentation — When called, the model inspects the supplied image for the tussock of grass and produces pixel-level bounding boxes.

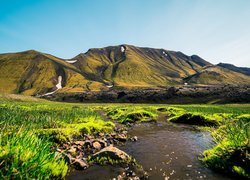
[107,107,157,124]
[169,112,220,127]
[0,130,68,179]
[163,107,186,117]
[236,114,250,123]
[202,118,250,178]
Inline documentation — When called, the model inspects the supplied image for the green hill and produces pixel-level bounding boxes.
[0,45,249,96]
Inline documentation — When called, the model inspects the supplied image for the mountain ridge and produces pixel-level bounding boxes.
[0,44,249,96]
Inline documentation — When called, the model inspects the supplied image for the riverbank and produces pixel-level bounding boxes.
[0,98,249,179]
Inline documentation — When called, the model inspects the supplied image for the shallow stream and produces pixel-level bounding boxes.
[68,122,233,180]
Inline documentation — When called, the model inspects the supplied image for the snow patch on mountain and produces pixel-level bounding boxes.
[38,76,62,97]
[162,51,168,57]
[121,46,125,53]
[66,60,77,63]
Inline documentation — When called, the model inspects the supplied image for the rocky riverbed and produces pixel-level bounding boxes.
[56,126,145,179]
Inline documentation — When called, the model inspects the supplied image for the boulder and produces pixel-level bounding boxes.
[91,146,131,164]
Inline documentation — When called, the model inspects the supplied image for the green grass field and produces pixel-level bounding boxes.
[0,95,249,179]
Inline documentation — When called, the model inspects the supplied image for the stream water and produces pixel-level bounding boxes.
[68,122,234,180]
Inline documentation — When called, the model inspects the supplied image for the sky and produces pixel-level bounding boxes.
[0,0,250,67]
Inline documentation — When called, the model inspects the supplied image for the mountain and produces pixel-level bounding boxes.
[0,50,98,95]
[0,44,249,96]
[183,65,250,85]
[72,45,212,88]
[217,63,250,76]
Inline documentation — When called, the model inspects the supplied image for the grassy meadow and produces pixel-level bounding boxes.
[0,94,249,179]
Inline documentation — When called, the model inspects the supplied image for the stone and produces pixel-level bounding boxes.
[115,134,127,142]
[83,140,92,147]
[93,141,101,150]
[101,140,108,147]
[98,132,105,137]
[72,159,88,170]
[91,146,131,164]
[130,136,138,142]
[74,141,85,146]
[95,139,107,147]
[63,143,69,149]
[68,147,77,155]
[56,148,62,153]
[64,153,76,164]
[86,135,94,140]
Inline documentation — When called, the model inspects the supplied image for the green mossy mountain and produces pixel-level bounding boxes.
[0,45,249,95]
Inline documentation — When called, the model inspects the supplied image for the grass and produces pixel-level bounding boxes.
[38,117,114,144]
[0,97,249,178]
[0,102,99,130]
[171,104,250,114]
[202,116,250,178]
[0,130,68,179]
[0,100,115,178]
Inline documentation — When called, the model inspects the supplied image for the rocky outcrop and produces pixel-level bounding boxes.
[47,85,250,104]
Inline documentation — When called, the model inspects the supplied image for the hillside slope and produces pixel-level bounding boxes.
[217,63,250,76]
[0,45,249,96]
[0,50,104,95]
[73,45,212,88]
[183,65,250,85]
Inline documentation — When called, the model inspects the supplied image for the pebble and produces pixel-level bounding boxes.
[92,141,101,150]
[130,136,138,141]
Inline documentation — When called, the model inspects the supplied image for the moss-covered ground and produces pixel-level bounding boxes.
[0,95,249,179]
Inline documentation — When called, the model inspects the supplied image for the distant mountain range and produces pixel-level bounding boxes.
[0,44,249,96]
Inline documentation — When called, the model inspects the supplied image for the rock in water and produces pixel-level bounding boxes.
[73,159,88,170]
[90,146,132,164]
[130,136,138,142]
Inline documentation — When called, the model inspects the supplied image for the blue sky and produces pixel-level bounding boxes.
[1,0,250,67]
